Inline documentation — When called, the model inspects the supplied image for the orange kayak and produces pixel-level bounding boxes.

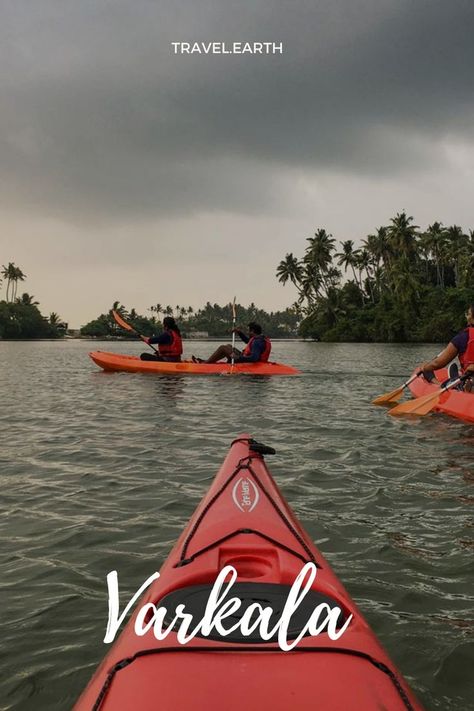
[408,369,474,423]
[89,351,301,376]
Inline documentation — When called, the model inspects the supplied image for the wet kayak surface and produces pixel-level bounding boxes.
[1,340,473,710]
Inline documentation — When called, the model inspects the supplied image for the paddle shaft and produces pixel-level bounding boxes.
[230,298,237,370]
[112,310,160,355]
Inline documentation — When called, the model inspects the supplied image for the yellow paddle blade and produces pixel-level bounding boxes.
[112,309,135,333]
[389,390,441,416]
[373,371,421,406]
[372,386,405,405]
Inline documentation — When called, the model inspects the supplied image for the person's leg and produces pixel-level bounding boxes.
[140,352,163,361]
[192,345,241,363]
[205,344,234,363]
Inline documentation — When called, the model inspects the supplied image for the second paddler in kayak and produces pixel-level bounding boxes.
[419,302,474,391]
[140,316,183,362]
[192,321,272,364]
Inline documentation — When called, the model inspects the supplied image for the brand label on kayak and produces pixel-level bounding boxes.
[232,477,259,512]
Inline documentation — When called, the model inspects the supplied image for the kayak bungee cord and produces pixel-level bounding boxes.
[91,646,417,711]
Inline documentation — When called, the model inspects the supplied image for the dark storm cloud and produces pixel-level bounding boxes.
[1,0,473,223]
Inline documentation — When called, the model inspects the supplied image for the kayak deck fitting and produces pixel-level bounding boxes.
[74,436,424,710]
[409,368,474,423]
[89,351,301,376]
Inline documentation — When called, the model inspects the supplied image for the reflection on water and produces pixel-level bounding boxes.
[0,339,472,710]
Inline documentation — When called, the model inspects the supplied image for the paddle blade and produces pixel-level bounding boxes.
[112,309,135,333]
[372,386,405,405]
[389,390,440,416]
[373,371,421,406]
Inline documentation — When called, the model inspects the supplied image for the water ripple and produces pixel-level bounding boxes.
[1,340,473,709]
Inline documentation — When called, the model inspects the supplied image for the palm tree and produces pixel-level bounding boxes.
[304,229,336,273]
[355,249,374,302]
[420,222,446,287]
[445,225,469,287]
[387,212,419,262]
[336,240,359,285]
[1,262,26,302]
[49,313,67,332]
[150,303,163,317]
[12,266,26,301]
[276,253,303,287]
[16,292,39,306]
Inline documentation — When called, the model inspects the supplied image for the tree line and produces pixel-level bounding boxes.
[81,301,299,338]
[276,212,474,342]
[0,262,67,338]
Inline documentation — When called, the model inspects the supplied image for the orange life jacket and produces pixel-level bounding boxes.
[159,330,183,359]
[459,326,474,372]
[242,335,272,362]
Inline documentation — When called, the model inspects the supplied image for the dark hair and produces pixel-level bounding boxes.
[248,322,262,335]
[163,316,181,335]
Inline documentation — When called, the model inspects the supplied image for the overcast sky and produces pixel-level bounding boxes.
[1,0,473,327]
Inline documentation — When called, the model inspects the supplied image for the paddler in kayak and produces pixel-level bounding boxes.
[419,303,474,391]
[140,317,183,362]
[192,322,271,364]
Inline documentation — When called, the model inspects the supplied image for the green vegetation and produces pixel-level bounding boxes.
[276,213,474,342]
[81,301,299,338]
[0,262,67,339]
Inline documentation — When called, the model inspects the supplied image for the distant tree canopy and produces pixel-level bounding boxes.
[80,301,300,338]
[0,262,67,339]
[276,213,474,342]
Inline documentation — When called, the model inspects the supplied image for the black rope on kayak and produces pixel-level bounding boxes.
[231,437,276,455]
[90,645,416,711]
[243,459,316,565]
[175,527,311,567]
[178,460,250,562]
[91,657,133,711]
[177,453,316,567]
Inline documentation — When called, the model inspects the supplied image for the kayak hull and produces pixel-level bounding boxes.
[89,351,301,376]
[408,369,474,423]
[74,436,424,710]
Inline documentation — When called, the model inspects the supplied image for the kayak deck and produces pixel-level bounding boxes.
[408,368,474,423]
[89,351,301,376]
[74,436,424,710]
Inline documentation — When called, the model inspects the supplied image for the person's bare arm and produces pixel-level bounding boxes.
[420,343,458,372]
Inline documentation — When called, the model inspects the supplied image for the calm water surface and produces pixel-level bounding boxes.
[1,341,473,710]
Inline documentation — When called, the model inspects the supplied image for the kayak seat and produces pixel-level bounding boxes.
[157,582,347,643]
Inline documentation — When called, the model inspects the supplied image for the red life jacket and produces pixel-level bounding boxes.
[242,335,272,362]
[159,330,183,359]
[459,326,474,371]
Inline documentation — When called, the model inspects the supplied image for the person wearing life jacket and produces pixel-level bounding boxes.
[140,317,183,362]
[419,303,474,391]
[192,322,271,364]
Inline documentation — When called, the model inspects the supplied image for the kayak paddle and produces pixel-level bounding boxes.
[372,371,422,405]
[112,309,160,356]
[230,297,237,374]
[389,374,469,417]
[220,298,237,376]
